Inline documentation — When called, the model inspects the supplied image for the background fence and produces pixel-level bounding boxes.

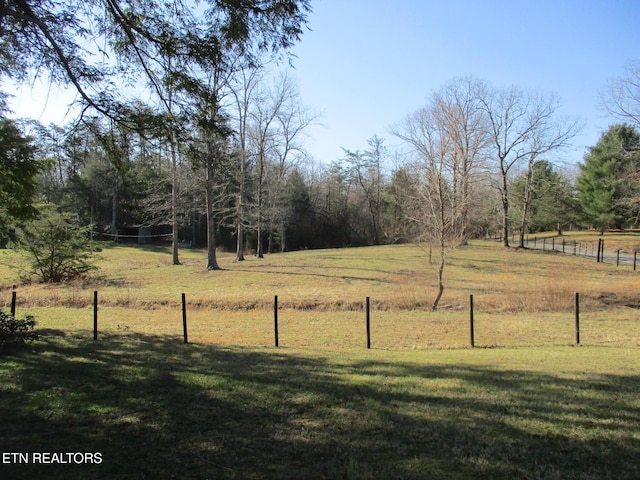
[523,235,638,269]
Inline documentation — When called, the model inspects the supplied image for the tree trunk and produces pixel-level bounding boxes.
[280,222,287,252]
[256,223,263,258]
[170,139,180,265]
[236,223,245,261]
[256,156,265,258]
[432,174,447,311]
[268,229,274,254]
[459,160,471,246]
[111,180,118,238]
[500,165,510,248]
[205,164,220,270]
[519,156,535,248]
[431,241,446,311]
[235,150,247,261]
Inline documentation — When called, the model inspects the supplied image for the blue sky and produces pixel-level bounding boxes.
[6,0,640,168]
[289,0,640,166]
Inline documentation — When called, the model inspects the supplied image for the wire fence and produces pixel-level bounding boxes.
[4,289,639,350]
[523,235,638,270]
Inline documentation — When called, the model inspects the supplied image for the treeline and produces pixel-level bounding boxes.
[18,71,640,259]
[1,1,639,272]
[25,110,407,252]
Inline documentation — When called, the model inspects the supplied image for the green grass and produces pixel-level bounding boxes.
[1,238,639,477]
[1,335,639,479]
[11,304,639,349]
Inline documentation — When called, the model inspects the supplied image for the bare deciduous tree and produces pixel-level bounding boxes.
[431,76,490,244]
[342,135,387,245]
[229,65,264,261]
[516,115,581,247]
[267,75,318,252]
[393,78,489,309]
[480,87,580,247]
[246,72,316,256]
[393,107,471,310]
[248,78,285,258]
[601,60,640,129]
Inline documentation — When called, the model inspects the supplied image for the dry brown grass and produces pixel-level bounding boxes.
[1,235,639,349]
[20,304,640,349]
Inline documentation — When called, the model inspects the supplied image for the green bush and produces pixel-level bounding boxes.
[0,310,38,343]
[18,207,96,282]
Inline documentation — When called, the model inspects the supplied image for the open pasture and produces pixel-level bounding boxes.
[1,235,638,348]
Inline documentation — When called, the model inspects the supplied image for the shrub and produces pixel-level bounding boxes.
[0,310,39,344]
[18,207,96,282]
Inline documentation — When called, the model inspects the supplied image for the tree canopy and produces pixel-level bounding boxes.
[0,101,47,239]
[511,160,576,234]
[0,0,311,123]
[576,124,640,231]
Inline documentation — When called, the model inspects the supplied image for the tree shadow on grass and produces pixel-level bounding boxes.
[1,335,639,479]
[232,267,392,285]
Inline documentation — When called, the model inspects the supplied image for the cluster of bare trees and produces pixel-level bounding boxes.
[231,71,318,260]
[30,74,581,282]
[30,66,319,267]
[392,76,581,309]
[1,0,313,271]
[27,68,640,309]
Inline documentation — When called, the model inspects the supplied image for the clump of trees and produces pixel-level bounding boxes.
[0,0,313,271]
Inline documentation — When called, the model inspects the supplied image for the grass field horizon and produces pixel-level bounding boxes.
[1,232,639,311]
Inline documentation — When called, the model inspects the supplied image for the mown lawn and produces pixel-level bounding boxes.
[1,335,639,479]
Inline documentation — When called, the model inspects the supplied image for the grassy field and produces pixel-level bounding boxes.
[1,336,639,479]
[0,233,638,348]
[1,234,639,478]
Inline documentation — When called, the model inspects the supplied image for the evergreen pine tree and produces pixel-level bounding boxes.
[576,124,640,231]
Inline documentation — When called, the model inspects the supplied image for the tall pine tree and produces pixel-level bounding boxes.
[577,124,640,231]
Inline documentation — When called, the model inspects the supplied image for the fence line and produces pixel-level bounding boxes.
[523,235,638,271]
[3,290,609,350]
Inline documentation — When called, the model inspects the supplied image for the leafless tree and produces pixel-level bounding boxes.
[480,86,580,247]
[392,78,489,309]
[247,72,316,256]
[601,60,640,129]
[267,76,318,252]
[516,116,581,247]
[342,135,387,245]
[393,107,471,310]
[228,65,264,261]
[430,76,490,244]
[247,78,285,258]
